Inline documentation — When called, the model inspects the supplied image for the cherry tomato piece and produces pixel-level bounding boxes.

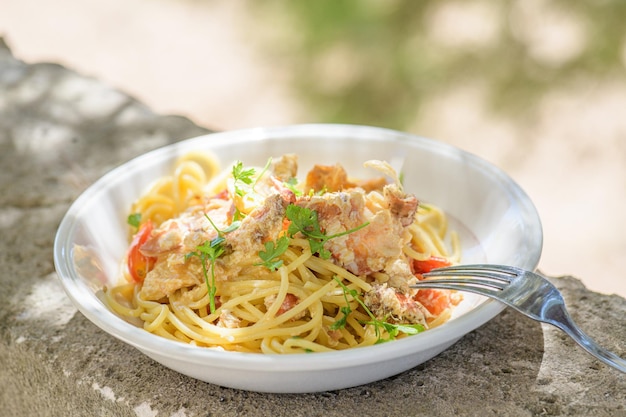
[413,256,452,274]
[414,288,451,316]
[127,221,157,283]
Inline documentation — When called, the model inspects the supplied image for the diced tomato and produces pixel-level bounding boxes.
[412,256,454,316]
[276,293,299,316]
[413,256,451,274]
[127,221,157,283]
[414,288,451,316]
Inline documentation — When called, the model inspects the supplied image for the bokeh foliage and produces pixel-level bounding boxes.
[253,0,626,131]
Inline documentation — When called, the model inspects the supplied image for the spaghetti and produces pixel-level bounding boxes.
[104,153,461,353]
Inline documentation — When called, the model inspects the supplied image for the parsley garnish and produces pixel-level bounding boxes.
[186,238,224,313]
[232,161,256,197]
[186,215,241,313]
[330,304,352,332]
[285,205,369,259]
[330,278,360,331]
[255,235,290,271]
[231,158,272,197]
[205,214,241,235]
[331,278,425,343]
[127,213,141,228]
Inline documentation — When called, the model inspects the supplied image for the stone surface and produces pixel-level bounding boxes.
[1,38,625,417]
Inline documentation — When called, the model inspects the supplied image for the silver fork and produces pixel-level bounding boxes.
[410,264,626,373]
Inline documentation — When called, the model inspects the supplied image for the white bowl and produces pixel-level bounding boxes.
[54,124,542,393]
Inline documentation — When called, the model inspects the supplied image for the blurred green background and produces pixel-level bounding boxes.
[251,0,626,130]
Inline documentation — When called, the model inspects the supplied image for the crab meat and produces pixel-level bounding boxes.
[304,163,387,194]
[363,283,431,326]
[295,184,418,277]
[138,196,234,301]
[139,196,234,258]
[218,309,242,329]
[305,163,355,193]
[384,184,419,227]
[139,255,204,301]
[270,153,298,181]
[217,193,290,278]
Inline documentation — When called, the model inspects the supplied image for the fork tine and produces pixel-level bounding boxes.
[409,281,503,299]
[423,264,521,283]
[413,277,507,290]
[429,263,522,275]
[423,269,511,282]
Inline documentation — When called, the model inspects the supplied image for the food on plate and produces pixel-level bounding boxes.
[103,152,462,353]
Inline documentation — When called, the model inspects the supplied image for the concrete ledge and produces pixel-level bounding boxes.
[1,38,624,417]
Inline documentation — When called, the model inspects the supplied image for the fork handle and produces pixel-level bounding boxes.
[547,305,626,373]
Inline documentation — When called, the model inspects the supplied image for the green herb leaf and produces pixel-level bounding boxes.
[233,207,244,221]
[221,220,242,234]
[232,161,256,196]
[127,213,142,228]
[392,323,425,335]
[286,205,323,239]
[186,215,241,313]
[309,239,331,259]
[329,305,351,330]
[186,236,225,313]
[255,235,290,271]
[330,278,357,331]
[204,214,241,237]
[285,204,369,259]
